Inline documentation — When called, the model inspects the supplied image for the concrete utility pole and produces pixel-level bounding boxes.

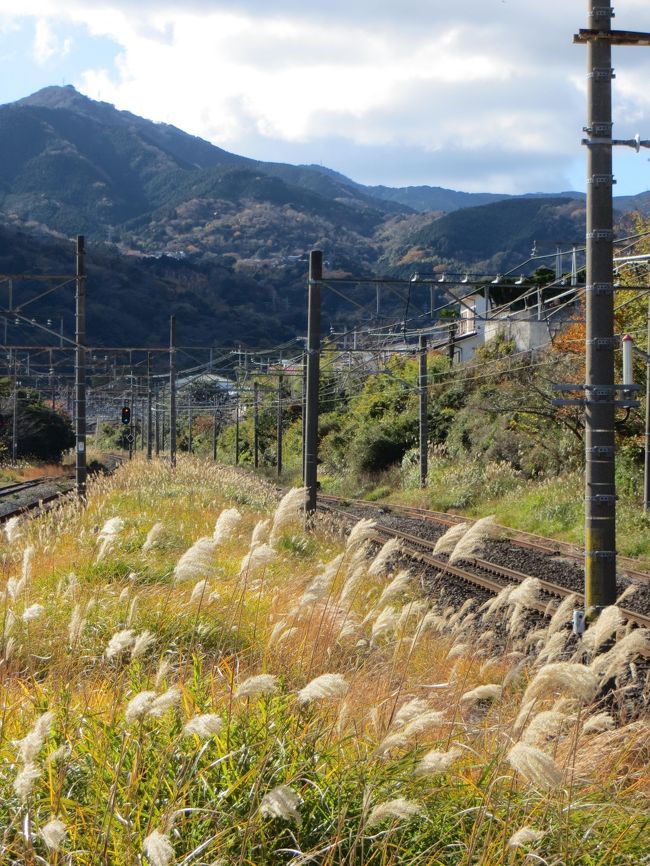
[169,316,177,468]
[11,350,17,465]
[155,391,160,457]
[419,335,428,488]
[643,294,650,514]
[574,3,650,612]
[75,235,87,497]
[187,391,193,454]
[304,250,322,513]
[146,353,152,460]
[276,373,283,477]
[235,391,240,465]
[212,397,218,461]
[253,380,259,468]
[128,351,134,460]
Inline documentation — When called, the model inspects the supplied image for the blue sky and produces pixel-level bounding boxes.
[0,2,649,196]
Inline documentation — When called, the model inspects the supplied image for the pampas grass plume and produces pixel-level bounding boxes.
[414,746,462,776]
[17,710,54,764]
[449,515,495,564]
[298,673,348,704]
[433,522,469,555]
[143,828,174,866]
[368,537,401,577]
[522,662,598,705]
[183,713,223,739]
[13,762,41,800]
[270,488,306,544]
[236,673,278,699]
[142,521,164,553]
[213,508,242,545]
[345,518,376,553]
[260,785,301,824]
[366,797,422,827]
[460,684,502,705]
[105,629,136,660]
[40,818,67,852]
[173,537,216,583]
[508,827,544,849]
[507,742,563,789]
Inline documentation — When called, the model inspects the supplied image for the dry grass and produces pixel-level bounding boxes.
[0,456,648,865]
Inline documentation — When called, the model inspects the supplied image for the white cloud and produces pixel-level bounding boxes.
[1,0,650,192]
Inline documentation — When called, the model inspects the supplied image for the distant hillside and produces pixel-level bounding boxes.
[380,197,587,275]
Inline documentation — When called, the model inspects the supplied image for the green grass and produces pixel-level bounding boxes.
[0,455,647,865]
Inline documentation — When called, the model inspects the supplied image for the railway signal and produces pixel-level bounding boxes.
[121,405,131,425]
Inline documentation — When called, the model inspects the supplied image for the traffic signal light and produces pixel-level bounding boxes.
[121,406,131,425]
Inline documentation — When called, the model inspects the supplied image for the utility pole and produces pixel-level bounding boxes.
[253,380,259,468]
[212,396,218,461]
[235,391,240,465]
[574,3,650,612]
[129,351,134,460]
[187,390,193,454]
[155,393,160,457]
[169,316,177,468]
[419,335,428,488]
[301,352,307,483]
[448,323,457,365]
[304,250,322,513]
[643,290,650,514]
[75,235,87,498]
[146,353,152,460]
[11,351,17,465]
[276,372,283,477]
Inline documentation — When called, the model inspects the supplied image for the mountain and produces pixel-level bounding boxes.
[0,85,409,267]
[379,197,587,275]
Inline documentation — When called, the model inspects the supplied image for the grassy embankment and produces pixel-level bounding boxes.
[1,456,647,864]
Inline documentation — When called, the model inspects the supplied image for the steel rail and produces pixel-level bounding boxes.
[319,500,650,630]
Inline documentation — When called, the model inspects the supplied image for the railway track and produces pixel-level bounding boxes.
[318,497,650,630]
[319,494,650,584]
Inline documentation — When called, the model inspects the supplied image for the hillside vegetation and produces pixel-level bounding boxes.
[0,457,647,864]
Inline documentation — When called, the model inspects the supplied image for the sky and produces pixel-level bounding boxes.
[1,1,650,196]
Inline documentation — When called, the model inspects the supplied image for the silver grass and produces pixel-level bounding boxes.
[17,710,54,764]
[118,586,130,604]
[522,662,599,705]
[40,818,67,852]
[339,565,366,606]
[433,522,470,555]
[393,698,430,728]
[582,712,615,735]
[377,710,447,754]
[616,583,637,605]
[125,691,157,724]
[547,593,578,638]
[414,746,463,776]
[460,684,502,705]
[449,515,496,564]
[251,518,271,547]
[536,631,568,667]
[367,797,422,827]
[149,687,181,717]
[396,600,428,631]
[182,713,223,739]
[368,538,402,577]
[260,784,301,824]
[371,606,398,642]
[521,710,571,747]
[105,628,136,660]
[239,543,276,575]
[345,518,377,553]
[22,603,44,622]
[507,742,563,789]
[4,515,22,544]
[96,517,125,562]
[189,579,208,604]
[68,604,85,644]
[447,643,469,659]
[126,595,139,626]
[480,583,516,621]
[235,673,278,699]
[154,658,174,690]
[582,605,624,654]
[589,628,650,679]
[47,744,71,765]
[13,762,40,800]
[507,578,542,636]
[298,673,348,704]
[270,488,306,544]
[213,508,242,545]
[173,537,216,583]
[143,828,174,866]
[508,827,545,849]
[131,630,156,659]
[142,522,164,553]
